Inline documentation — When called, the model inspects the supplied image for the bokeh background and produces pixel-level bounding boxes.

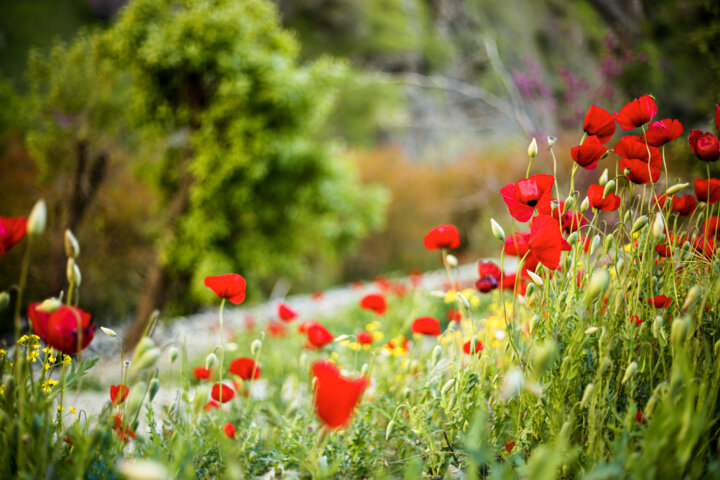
[0,0,718,336]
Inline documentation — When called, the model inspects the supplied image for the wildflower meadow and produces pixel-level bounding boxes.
[2,94,720,479]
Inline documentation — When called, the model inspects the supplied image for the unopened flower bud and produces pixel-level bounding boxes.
[131,348,161,373]
[652,214,665,239]
[665,183,689,196]
[527,270,543,286]
[66,259,81,286]
[441,378,456,396]
[125,381,147,415]
[490,219,505,241]
[27,199,47,238]
[192,386,209,415]
[585,326,599,335]
[37,297,62,313]
[385,420,395,440]
[456,292,471,310]
[445,254,458,268]
[550,199,560,211]
[134,337,155,361]
[567,232,579,246]
[584,269,609,306]
[0,292,9,311]
[621,361,637,384]
[623,167,631,176]
[581,383,595,407]
[527,138,538,158]
[631,215,648,234]
[525,283,535,298]
[168,347,179,363]
[250,339,262,355]
[431,345,442,365]
[100,326,117,337]
[671,316,690,346]
[652,316,663,339]
[580,197,589,213]
[562,197,574,214]
[589,235,601,256]
[682,286,701,310]
[603,180,616,198]
[205,353,217,370]
[623,210,632,224]
[64,230,80,258]
[148,378,160,401]
[598,169,608,187]
[547,136,557,147]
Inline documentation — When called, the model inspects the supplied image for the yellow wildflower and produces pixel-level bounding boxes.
[62,355,72,366]
[57,406,64,412]
[69,407,76,414]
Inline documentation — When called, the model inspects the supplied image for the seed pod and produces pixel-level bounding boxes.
[490,219,505,241]
[621,362,637,384]
[598,169,609,186]
[528,138,538,158]
[27,199,47,238]
[603,180,616,198]
[631,215,648,234]
[64,230,80,258]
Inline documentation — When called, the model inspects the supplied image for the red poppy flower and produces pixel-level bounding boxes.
[0,217,27,255]
[694,178,720,204]
[357,331,373,344]
[423,224,460,250]
[193,366,212,380]
[587,184,620,211]
[203,400,220,411]
[636,411,646,424]
[716,104,720,132]
[500,174,555,222]
[211,383,235,403]
[571,136,607,169]
[670,194,697,216]
[504,440,516,453]
[229,357,261,380]
[110,384,129,407]
[463,339,484,355]
[614,95,657,130]
[267,321,287,338]
[501,274,526,295]
[113,413,136,441]
[476,275,498,293]
[704,217,720,239]
[583,105,616,143]
[278,303,298,322]
[630,315,643,326]
[28,303,95,354]
[559,210,587,233]
[693,235,717,257]
[689,130,720,161]
[648,295,672,308]
[446,309,462,322]
[359,293,387,315]
[307,323,334,348]
[528,215,564,270]
[411,316,441,336]
[615,135,662,184]
[643,118,683,147]
[223,422,236,439]
[204,273,247,304]
[312,360,368,429]
[476,261,501,292]
[298,320,319,334]
[655,234,684,257]
[504,233,531,256]
[311,291,324,301]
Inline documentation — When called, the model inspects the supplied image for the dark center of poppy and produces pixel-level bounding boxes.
[526,199,538,207]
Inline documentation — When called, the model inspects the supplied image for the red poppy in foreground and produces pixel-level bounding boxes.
[636,411,647,424]
[583,104,615,143]
[0,217,27,255]
[615,135,662,184]
[423,224,460,250]
[278,303,298,322]
[204,273,247,304]
[463,339,484,355]
[229,357,261,380]
[528,215,564,270]
[587,184,620,211]
[643,118,683,147]
[357,331,373,345]
[312,360,368,429]
[359,293,387,316]
[193,366,212,380]
[504,233,531,256]
[648,295,672,308]
[571,136,607,169]
[29,303,95,354]
[211,383,235,403]
[668,195,697,216]
[223,422,236,439]
[614,95,657,130]
[630,315,643,326]
[411,316,441,336]
[694,178,720,205]
[307,323,334,348]
[689,130,720,161]
[110,384,129,407]
[500,174,555,222]
[476,261,501,292]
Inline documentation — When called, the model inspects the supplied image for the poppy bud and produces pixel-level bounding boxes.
[445,254,458,267]
[526,270,543,286]
[192,386,209,416]
[665,183,689,196]
[600,357,612,375]
[168,347,178,363]
[0,292,9,311]
[27,199,47,238]
[100,326,117,337]
[603,235,614,252]
[148,378,160,401]
[621,362,637,384]
[631,215,648,234]
[562,197,574,214]
[250,339,262,355]
[66,259,81,286]
[589,235,601,256]
[581,383,595,407]
[584,269,609,306]
[623,167,631,176]
[64,230,80,258]
[623,210,632,224]
[580,197,589,213]
[603,180,616,198]
[585,326,598,335]
[671,316,690,347]
[133,337,155,361]
[117,459,170,480]
[525,283,535,298]
[527,138,538,158]
[567,232,578,246]
[457,292,471,310]
[682,286,700,310]
[431,345,442,365]
[490,219,505,241]
[547,136,557,147]
[652,316,663,340]
[360,363,369,376]
[652,214,665,239]
[441,378,456,396]
[598,169,608,186]
[37,297,62,314]
[131,348,160,373]
[205,353,217,370]
[385,420,395,440]
[125,381,147,416]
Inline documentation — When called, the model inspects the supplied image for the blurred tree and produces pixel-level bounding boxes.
[104,0,387,347]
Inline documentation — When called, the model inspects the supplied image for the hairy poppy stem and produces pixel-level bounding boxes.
[218,298,226,403]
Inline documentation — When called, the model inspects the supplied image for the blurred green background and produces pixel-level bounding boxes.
[0,0,718,334]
